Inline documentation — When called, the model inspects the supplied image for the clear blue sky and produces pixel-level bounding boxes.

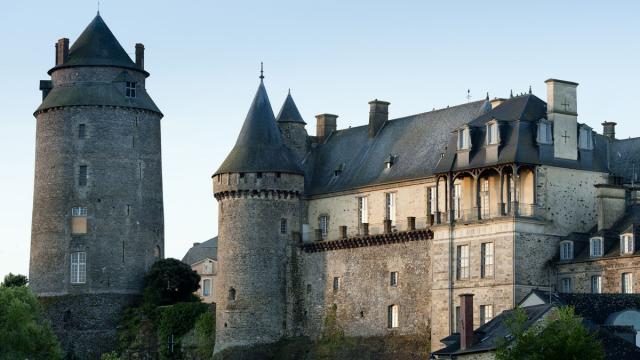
[1,1,639,278]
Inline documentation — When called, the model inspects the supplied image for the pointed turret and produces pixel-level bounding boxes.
[276,91,306,124]
[49,14,145,75]
[215,80,303,175]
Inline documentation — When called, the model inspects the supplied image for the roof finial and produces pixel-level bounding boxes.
[485,92,489,101]
[288,88,291,95]
[97,0,100,15]
[259,62,264,81]
[529,85,532,94]
[510,89,513,98]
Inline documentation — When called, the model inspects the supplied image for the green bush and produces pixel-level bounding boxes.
[143,259,201,307]
[0,286,63,359]
[194,311,216,358]
[100,351,121,360]
[1,273,28,287]
[157,302,210,359]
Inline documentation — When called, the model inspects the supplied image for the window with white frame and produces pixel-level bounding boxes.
[202,279,212,297]
[579,126,593,150]
[358,196,368,224]
[560,241,574,260]
[590,237,603,257]
[457,127,470,150]
[125,81,137,98]
[480,304,493,325]
[457,245,470,280]
[487,122,498,145]
[390,272,398,287]
[591,275,602,294]
[70,252,86,284]
[388,304,399,328]
[453,181,462,219]
[280,218,288,234]
[480,178,490,219]
[537,120,553,144]
[319,215,328,239]
[481,242,494,278]
[621,234,634,255]
[622,273,634,294]
[72,207,87,217]
[427,186,437,215]
[385,192,396,223]
[333,276,341,291]
[561,278,572,293]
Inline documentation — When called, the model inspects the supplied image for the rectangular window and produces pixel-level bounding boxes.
[358,196,368,224]
[79,165,87,186]
[280,218,287,234]
[622,273,634,294]
[454,306,460,333]
[388,305,399,328]
[590,238,603,257]
[71,207,87,235]
[457,128,470,150]
[591,275,602,294]
[480,305,493,325]
[70,252,86,284]
[333,276,341,291]
[427,186,437,215]
[78,124,86,138]
[125,81,137,98]
[560,241,573,260]
[621,235,634,254]
[561,278,572,293]
[481,242,494,278]
[385,193,396,223]
[457,245,470,280]
[487,123,498,145]
[390,272,398,287]
[72,207,87,217]
[480,178,490,219]
[202,279,212,296]
[537,121,553,144]
[319,216,328,239]
[453,182,462,219]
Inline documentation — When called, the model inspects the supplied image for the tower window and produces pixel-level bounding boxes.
[257,172,263,179]
[388,304,399,328]
[228,287,236,301]
[70,252,86,284]
[79,165,88,186]
[71,207,87,235]
[390,272,398,287]
[125,81,137,98]
[78,124,86,138]
[71,207,87,217]
[280,218,288,234]
[333,276,341,291]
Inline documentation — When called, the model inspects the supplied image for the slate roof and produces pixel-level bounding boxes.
[609,137,640,184]
[276,92,306,124]
[215,80,303,175]
[181,237,218,265]
[48,14,145,75]
[558,205,640,263]
[304,101,488,195]
[35,81,162,115]
[434,94,609,174]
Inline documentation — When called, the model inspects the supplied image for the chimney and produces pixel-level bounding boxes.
[135,43,145,69]
[56,38,69,66]
[459,294,474,350]
[193,242,201,247]
[602,121,616,139]
[39,80,53,100]
[316,114,338,143]
[545,78,579,160]
[595,184,626,231]
[368,100,390,137]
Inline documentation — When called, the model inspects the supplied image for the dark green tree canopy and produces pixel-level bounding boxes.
[2,273,28,287]
[496,306,604,360]
[143,258,201,306]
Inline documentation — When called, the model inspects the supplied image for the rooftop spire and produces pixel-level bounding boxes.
[259,62,264,81]
[529,85,532,94]
[486,92,489,101]
[276,90,306,124]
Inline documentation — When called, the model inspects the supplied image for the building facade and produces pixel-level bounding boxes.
[182,237,218,303]
[29,14,164,358]
[213,74,640,355]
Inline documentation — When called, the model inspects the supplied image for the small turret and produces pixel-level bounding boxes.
[212,74,304,354]
[276,90,309,160]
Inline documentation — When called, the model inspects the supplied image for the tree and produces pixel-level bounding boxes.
[2,273,28,287]
[496,306,604,360]
[143,258,201,306]
[0,286,63,359]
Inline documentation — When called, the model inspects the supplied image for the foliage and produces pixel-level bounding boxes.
[315,304,354,359]
[157,302,210,359]
[193,311,216,358]
[100,351,121,360]
[496,306,605,360]
[2,272,28,287]
[0,286,63,359]
[143,258,201,307]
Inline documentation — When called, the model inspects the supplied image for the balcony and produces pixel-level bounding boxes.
[439,202,545,224]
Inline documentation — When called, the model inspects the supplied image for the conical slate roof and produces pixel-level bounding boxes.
[276,92,306,124]
[49,14,145,75]
[214,81,303,175]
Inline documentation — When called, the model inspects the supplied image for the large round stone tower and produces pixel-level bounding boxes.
[29,14,164,358]
[212,75,304,354]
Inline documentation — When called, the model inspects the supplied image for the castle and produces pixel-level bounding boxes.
[28,13,640,359]
[29,14,164,357]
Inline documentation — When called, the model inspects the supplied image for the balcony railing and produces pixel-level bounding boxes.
[438,202,545,224]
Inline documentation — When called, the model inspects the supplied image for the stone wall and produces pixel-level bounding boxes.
[557,256,640,293]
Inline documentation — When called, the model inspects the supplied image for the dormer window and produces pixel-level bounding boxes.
[537,120,553,144]
[621,234,634,255]
[590,237,603,257]
[486,122,499,145]
[457,127,470,150]
[125,81,137,98]
[578,125,593,150]
[334,163,345,177]
[560,240,573,260]
[384,154,395,169]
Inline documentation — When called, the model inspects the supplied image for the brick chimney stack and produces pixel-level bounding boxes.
[55,38,69,65]
[459,293,474,350]
[602,121,616,139]
[316,113,338,143]
[368,99,390,137]
[135,43,145,69]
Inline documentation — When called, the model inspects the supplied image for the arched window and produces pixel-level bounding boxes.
[154,245,161,259]
[388,304,399,328]
[228,287,236,301]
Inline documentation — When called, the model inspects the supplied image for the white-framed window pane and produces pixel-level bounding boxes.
[203,279,212,296]
[480,305,493,325]
[453,183,462,219]
[385,193,396,223]
[481,242,494,278]
[591,275,602,294]
[428,186,437,215]
[70,252,86,284]
[560,241,573,260]
[319,216,328,239]
[358,197,368,224]
[125,81,137,98]
[457,245,469,279]
[561,278,572,293]
[623,273,634,294]
[591,238,602,257]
